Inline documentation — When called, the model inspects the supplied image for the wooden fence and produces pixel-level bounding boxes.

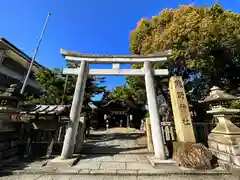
[161,121,214,143]
[20,118,240,157]
[21,123,68,157]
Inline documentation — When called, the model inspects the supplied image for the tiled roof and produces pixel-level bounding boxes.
[20,105,70,115]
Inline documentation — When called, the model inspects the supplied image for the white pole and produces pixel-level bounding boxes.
[20,12,51,94]
[61,61,89,159]
[144,61,166,159]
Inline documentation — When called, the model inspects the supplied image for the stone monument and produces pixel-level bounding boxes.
[169,77,215,169]
[200,86,240,171]
[169,76,195,142]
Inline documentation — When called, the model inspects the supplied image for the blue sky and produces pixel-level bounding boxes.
[0,0,239,99]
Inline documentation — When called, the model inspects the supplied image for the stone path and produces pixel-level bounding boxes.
[81,130,148,154]
[0,174,239,180]
[0,129,240,179]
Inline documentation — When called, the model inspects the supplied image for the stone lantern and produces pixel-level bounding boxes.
[200,86,240,170]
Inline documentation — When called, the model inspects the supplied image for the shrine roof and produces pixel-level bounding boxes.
[60,49,172,59]
[92,99,137,110]
[20,105,71,115]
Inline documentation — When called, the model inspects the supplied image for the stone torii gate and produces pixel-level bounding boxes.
[60,49,172,160]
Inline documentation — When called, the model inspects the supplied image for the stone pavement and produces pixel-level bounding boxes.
[0,174,239,180]
[80,130,148,154]
[0,129,240,179]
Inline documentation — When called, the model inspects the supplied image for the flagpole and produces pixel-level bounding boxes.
[20,12,51,94]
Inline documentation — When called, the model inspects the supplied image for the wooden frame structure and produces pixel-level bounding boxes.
[60,49,172,160]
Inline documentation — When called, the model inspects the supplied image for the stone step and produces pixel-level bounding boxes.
[0,167,232,176]
[1,174,239,180]
[0,155,20,168]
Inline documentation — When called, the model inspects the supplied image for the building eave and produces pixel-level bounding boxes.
[0,37,45,70]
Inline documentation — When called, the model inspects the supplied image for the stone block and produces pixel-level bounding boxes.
[208,140,218,150]
[218,143,227,152]
[100,162,125,170]
[11,139,23,148]
[78,169,90,174]
[89,169,117,175]
[0,155,19,168]
[126,162,152,170]
[147,155,176,169]
[113,154,138,162]
[211,148,240,167]
[217,159,234,172]
[116,169,138,175]
[230,145,240,155]
[231,155,240,166]
[0,142,9,151]
[173,142,216,169]
[137,155,149,163]
[74,161,101,169]
[2,147,19,158]
[46,156,80,168]
[55,167,80,174]
[24,166,57,174]
[208,132,240,146]
[209,140,240,156]
[232,165,240,175]
[210,148,231,162]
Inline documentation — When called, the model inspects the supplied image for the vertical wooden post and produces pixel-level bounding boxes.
[145,117,154,152]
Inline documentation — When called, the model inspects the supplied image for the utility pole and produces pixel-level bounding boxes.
[20,12,51,94]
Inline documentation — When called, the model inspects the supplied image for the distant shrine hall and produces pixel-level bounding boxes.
[90,92,144,129]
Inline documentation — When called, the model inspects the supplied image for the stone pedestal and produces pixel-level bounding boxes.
[200,86,240,172]
[208,115,240,169]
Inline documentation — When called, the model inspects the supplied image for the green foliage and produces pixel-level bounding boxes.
[231,99,240,109]
[109,85,133,100]
[27,69,106,105]
[128,4,240,104]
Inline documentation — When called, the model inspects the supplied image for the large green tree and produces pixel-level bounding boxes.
[127,5,240,107]
[27,69,106,105]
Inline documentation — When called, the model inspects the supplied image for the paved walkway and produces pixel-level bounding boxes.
[0,174,239,180]
[0,129,240,179]
[81,129,148,154]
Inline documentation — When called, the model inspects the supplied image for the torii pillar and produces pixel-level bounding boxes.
[60,61,88,159]
[144,61,166,159]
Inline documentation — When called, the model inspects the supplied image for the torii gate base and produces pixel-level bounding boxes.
[59,49,172,160]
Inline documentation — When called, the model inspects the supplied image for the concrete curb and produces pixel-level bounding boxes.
[0,169,232,176]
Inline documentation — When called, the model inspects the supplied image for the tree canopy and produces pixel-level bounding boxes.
[126,5,240,107]
[27,69,106,105]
